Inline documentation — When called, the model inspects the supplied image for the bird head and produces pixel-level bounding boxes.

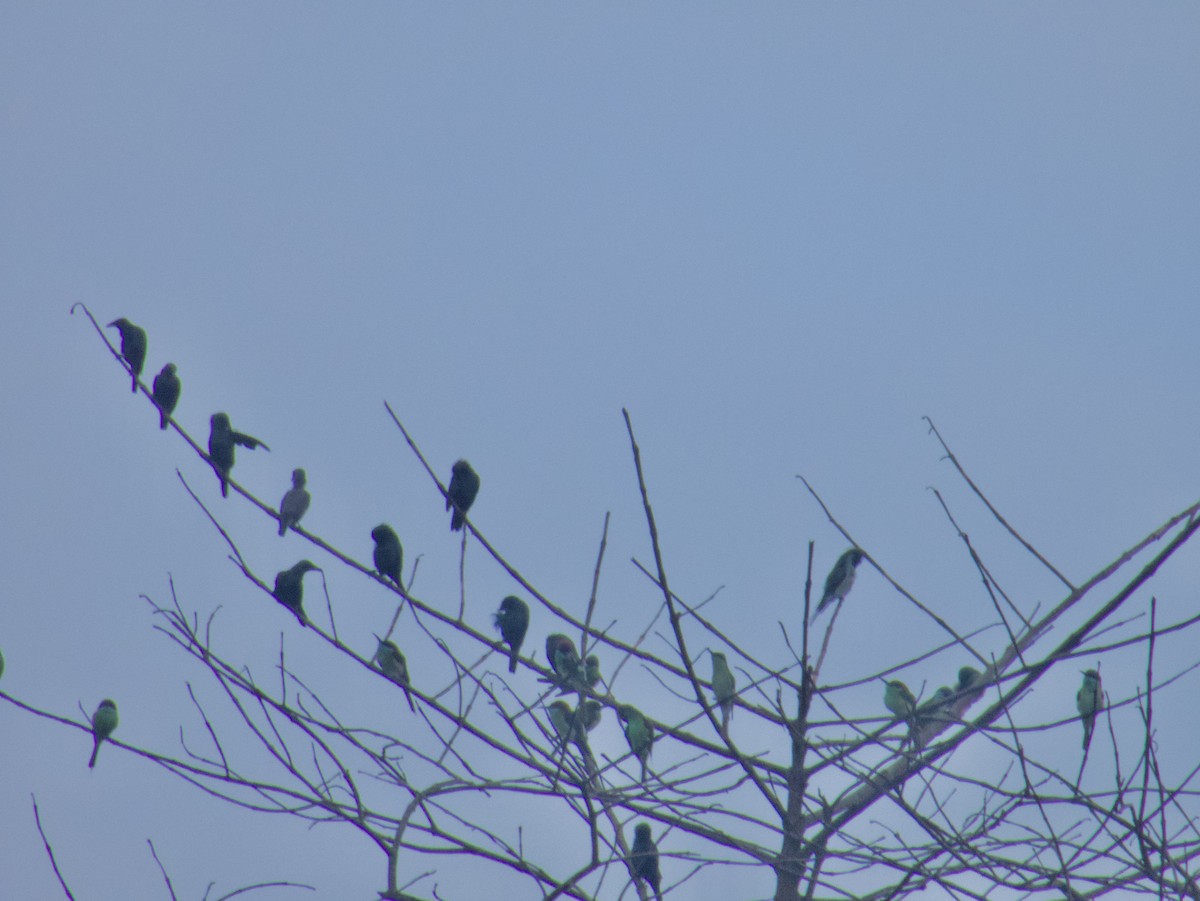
[957,666,981,690]
[99,698,117,710]
[162,363,176,375]
[294,560,320,574]
[292,468,306,486]
[106,318,129,330]
[453,459,471,475]
[211,412,231,429]
[634,823,652,842]
[499,595,522,614]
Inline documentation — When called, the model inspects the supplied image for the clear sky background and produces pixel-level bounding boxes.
[3,5,1199,899]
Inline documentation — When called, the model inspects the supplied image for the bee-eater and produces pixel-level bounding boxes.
[618,705,654,784]
[151,363,180,429]
[957,666,984,700]
[545,633,581,692]
[883,679,917,723]
[106,318,146,392]
[374,639,416,712]
[208,413,269,498]
[272,560,319,627]
[88,699,119,769]
[1077,669,1102,751]
[585,654,603,689]
[493,596,529,673]
[370,525,403,588]
[446,459,480,531]
[711,652,736,736]
[811,548,865,623]
[630,823,663,901]
[548,700,586,747]
[916,686,955,731]
[581,700,603,733]
[278,468,311,536]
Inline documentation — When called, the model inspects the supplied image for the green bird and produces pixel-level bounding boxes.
[374,638,416,712]
[548,700,586,747]
[545,633,581,692]
[371,524,404,588]
[581,700,603,733]
[916,686,955,731]
[446,459,480,531]
[493,595,529,673]
[1077,669,1102,751]
[957,666,984,700]
[711,652,736,736]
[272,560,320,627]
[584,654,603,690]
[883,679,917,723]
[811,547,865,623]
[208,412,269,498]
[151,362,180,429]
[88,699,119,769]
[106,318,146,392]
[278,468,311,536]
[618,705,654,784]
[630,823,663,901]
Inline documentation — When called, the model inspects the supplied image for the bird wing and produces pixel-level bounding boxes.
[233,431,269,451]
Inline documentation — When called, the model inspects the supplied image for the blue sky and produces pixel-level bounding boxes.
[3,5,1199,899]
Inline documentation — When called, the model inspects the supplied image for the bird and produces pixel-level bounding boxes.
[584,654,603,690]
[106,318,146,392]
[374,639,416,712]
[1077,669,1102,751]
[151,363,180,429]
[545,633,581,692]
[883,679,917,730]
[581,700,603,733]
[272,560,320,627]
[957,666,984,700]
[711,652,736,736]
[811,548,865,622]
[618,705,654,784]
[88,699,119,769]
[371,525,404,588]
[630,823,663,901]
[208,413,269,498]
[548,700,586,747]
[916,686,956,730]
[493,595,529,673]
[446,459,480,531]
[278,468,311,536]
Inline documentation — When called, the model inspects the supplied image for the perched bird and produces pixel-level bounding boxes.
[278,468,311,536]
[545,633,581,692]
[916,686,956,730]
[272,560,320,627]
[548,700,586,747]
[581,700,603,733]
[957,666,984,700]
[1077,669,1102,751]
[446,459,480,531]
[88,699,119,769]
[811,548,865,623]
[374,639,416,712]
[618,705,654,784]
[208,413,269,498]
[493,595,529,673]
[106,318,146,392]
[630,823,663,901]
[584,654,603,690]
[711,652,736,736]
[371,525,404,588]
[151,363,181,429]
[883,679,917,723]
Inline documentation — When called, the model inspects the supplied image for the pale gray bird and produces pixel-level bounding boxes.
[811,548,865,623]
[151,363,180,429]
[374,638,416,712]
[88,699,119,769]
[278,468,311,536]
[106,318,146,392]
[711,652,736,736]
[1077,669,1102,751]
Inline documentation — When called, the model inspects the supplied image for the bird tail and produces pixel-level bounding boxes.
[159,410,169,429]
[221,475,228,498]
[131,373,138,393]
[451,509,464,531]
[508,648,519,673]
[403,687,416,713]
[88,740,101,769]
[278,517,287,537]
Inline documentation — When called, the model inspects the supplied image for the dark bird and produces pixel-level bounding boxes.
[1077,669,1102,751]
[446,459,480,531]
[208,412,269,498]
[494,595,529,673]
[371,525,404,588]
[957,666,984,701]
[580,700,603,733]
[548,700,586,748]
[618,705,654,784]
[272,560,320,627]
[374,638,416,712]
[630,823,663,901]
[106,318,146,392]
[545,633,581,692]
[711,652,736,737]
[88,699,119,769]
[811,548,865,623]
[151,363,180,429]
[278,468,311,536]
[584,654,603,690]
